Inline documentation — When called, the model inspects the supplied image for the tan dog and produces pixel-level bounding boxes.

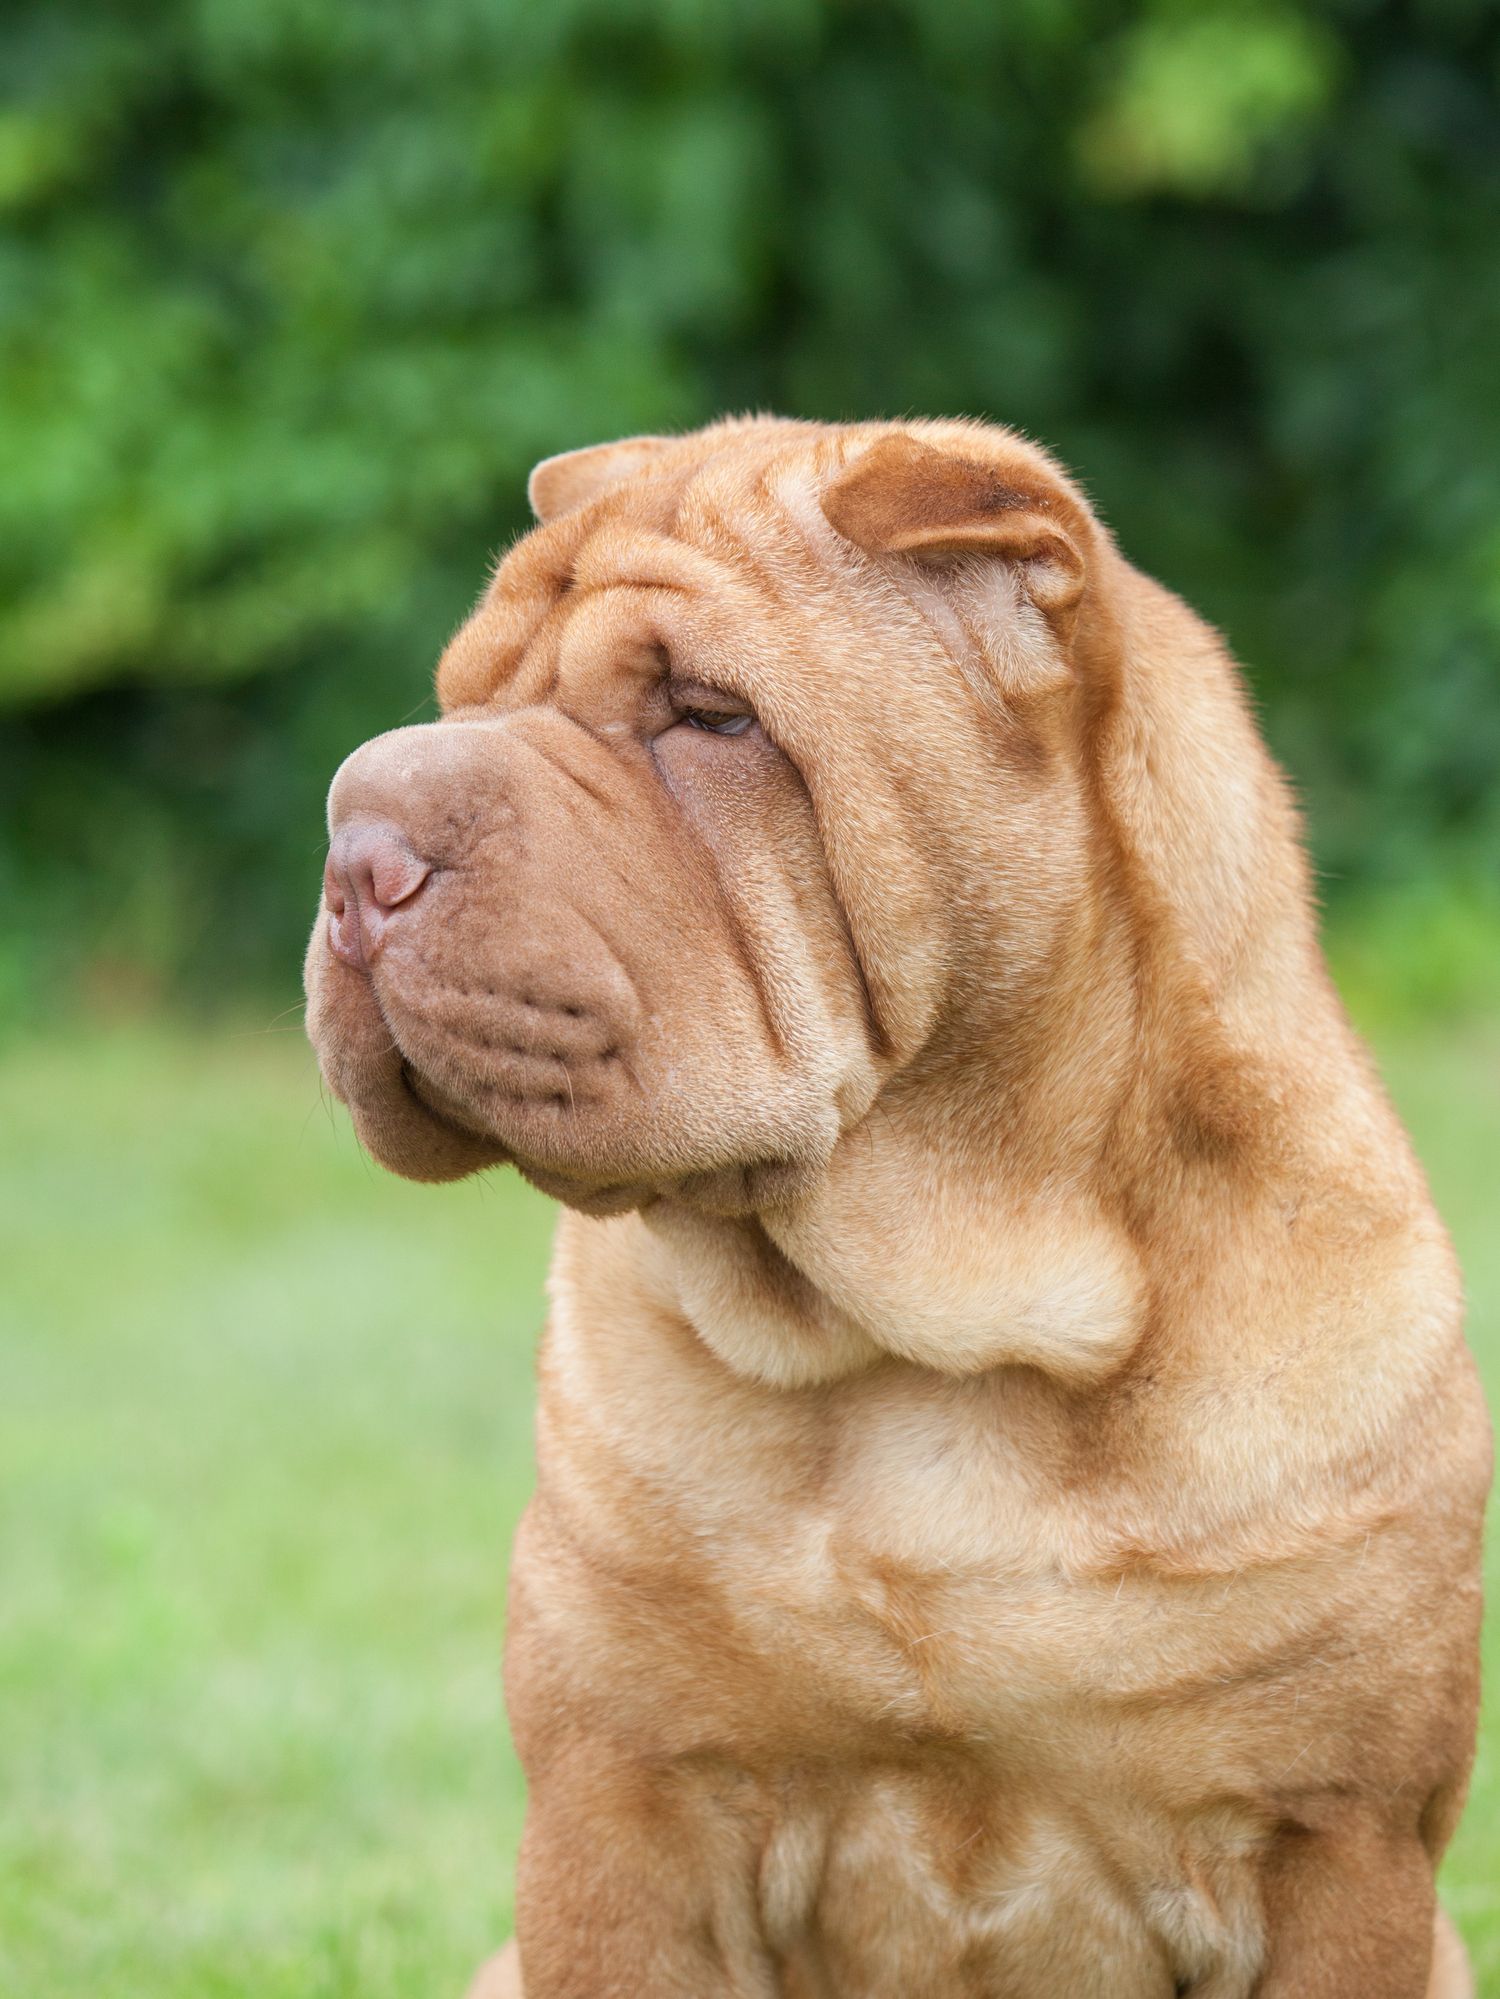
[304,417,1489,1997]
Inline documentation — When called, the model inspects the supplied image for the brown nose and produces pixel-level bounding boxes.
[323,820,432,969]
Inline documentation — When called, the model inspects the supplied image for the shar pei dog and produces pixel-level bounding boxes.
[304,417,1488,1998]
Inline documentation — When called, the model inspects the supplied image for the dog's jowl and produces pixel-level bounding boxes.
[306,418,1489,1999]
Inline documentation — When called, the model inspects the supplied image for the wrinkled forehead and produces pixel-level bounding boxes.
[435,430,853,713]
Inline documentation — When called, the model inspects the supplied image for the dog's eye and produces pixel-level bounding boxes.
[680,709,755,737]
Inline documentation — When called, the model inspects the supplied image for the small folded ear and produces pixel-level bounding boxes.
[527,435,677,523]
[822,433,1087,627]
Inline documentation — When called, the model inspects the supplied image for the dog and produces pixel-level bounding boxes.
[304,417,1489,1997]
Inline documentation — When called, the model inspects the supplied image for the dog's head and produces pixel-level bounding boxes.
[305,416,1131,1216]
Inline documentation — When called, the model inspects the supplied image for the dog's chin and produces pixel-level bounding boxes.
[336,1051,819,1220]
[338,1063,510,1185]
[393,1066,639,1213]
[402,1065,819,1219]
[331,1059,624,1206]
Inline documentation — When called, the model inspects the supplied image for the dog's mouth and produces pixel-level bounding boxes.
[377,958,631,1117]
[306,953,672,1211]
[316,987,814,1218]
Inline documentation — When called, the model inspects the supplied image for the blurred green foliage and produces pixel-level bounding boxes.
[2,0,1498,1017]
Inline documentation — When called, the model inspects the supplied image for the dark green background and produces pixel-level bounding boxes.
[3,0,1498,1021]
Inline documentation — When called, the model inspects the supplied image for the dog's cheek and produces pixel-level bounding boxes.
[658,733,882,1103]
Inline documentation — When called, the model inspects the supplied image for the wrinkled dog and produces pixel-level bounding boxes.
[306,418,1488,1998]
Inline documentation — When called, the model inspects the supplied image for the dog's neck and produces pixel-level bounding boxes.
[640,904,1367,1396]
[642,910,1148,1390]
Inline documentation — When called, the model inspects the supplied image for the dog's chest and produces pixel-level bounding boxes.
[657,1472,1285,1993]
[537,1281,1376,1995]
[717,1523,1276,1997]
[694,1762,1269,1999]
[714,1397,1276,1737]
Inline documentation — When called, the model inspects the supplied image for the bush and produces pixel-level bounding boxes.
[3,0,1498,1015]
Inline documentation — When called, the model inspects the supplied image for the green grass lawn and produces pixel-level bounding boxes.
[2,1008,1496,1996]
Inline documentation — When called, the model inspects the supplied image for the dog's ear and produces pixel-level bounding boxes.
[822,433,1087,630]
[528,435,676,523]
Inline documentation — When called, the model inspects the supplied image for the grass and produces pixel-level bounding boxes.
[1,997,1496,1996]
[0,1027,552,1998]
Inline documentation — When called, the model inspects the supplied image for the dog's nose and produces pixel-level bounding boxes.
[323,820,432,969]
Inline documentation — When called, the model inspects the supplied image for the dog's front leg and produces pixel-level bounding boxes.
[463,1940,523,1999]
[507,1755,779,1999]
[1254,1818,1452,1999]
